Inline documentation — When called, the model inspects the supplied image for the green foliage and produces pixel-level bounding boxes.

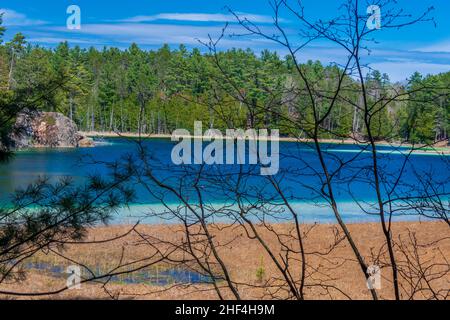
[0,32,448,142]
[0,13,5,44]
[256,256,265,283]
[398,72,450,143]
[42,114,56,126]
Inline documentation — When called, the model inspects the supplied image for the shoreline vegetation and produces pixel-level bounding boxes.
[0,4,448,302]
[2,39,448,150]
[79,131,450,154]
[0,220,447,300]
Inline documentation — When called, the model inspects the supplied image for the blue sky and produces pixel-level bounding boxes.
[1,0,450,81]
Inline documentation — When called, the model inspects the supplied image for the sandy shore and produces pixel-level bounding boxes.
[79,131,450,154]
[1,220,448,300]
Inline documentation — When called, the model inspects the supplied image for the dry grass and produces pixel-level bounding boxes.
[0,221,448,300]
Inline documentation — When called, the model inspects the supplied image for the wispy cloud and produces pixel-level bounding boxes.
[0,8,47,26]
[118,12,276,24]
[26,37,99,45]
[45,22,274,47]
[415,40,450,53]
[370,61,450,81]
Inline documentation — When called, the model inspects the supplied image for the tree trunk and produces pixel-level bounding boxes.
[109,104,114,131]
[7,52,15,90]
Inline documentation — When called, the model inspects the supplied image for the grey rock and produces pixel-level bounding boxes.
[10,111,83,149]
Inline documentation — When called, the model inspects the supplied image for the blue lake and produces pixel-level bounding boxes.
[0,137,448,224]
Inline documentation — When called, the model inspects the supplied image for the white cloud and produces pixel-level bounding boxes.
[27,37,97,45]
[119,12,276,24]
[45,22,273,47]
[0,8,47,26]
[416,40,450,53]
[369,61,450,82]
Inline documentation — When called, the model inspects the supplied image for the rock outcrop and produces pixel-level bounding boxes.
[9,111,94,149]
[78,137,95,147]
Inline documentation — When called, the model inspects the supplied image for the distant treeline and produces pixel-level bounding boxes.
[1,30,449,143]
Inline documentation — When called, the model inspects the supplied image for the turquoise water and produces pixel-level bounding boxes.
[0,137,448,224]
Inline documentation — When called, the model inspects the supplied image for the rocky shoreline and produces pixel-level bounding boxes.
[8,111,94,149]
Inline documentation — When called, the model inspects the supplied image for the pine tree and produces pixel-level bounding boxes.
[6,32,26,90]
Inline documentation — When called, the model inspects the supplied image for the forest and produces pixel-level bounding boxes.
[0,1,449,302]
[0,26,449,144]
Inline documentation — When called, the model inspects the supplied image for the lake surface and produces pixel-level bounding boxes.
[0,137,448,224]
